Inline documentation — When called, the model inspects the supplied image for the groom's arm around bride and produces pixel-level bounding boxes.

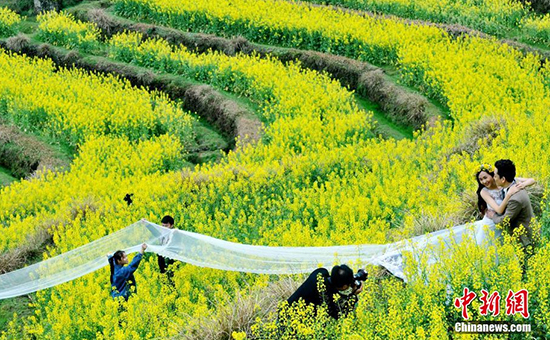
[490,160,534,248]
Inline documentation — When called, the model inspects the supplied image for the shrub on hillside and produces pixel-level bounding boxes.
[182,278,300,339]
[0,125,70,178]
[86,8,118,36]
[0,0,33,15]
[449,116,504,157]
[525,0,550,14]
[5,33,29,52]
[37,11,100,52]
[358,69,429,129]
[0,7,22,37]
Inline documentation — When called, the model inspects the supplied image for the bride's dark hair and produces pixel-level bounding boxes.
[476,169,494,215]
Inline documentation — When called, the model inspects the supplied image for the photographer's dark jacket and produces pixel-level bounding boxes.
[287,268,358,319]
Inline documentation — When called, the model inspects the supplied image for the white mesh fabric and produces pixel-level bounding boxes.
[371,216,499,280]
[0,220,168,299]
[0,218,499,299]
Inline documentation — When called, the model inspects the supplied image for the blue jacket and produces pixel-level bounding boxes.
[110,253,143,300]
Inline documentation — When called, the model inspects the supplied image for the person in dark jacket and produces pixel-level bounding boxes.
[157,215,175,274]
[108,243,147,300]
[287,264,363,320]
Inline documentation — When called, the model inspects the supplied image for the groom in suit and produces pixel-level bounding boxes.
[490,159,534,249]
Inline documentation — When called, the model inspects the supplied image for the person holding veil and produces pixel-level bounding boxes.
[108,243,148,300]
[157,215,176,275]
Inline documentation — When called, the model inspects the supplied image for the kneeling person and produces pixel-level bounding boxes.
[287,264,364,320]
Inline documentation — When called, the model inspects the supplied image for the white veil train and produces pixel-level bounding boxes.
[0,218,499,299]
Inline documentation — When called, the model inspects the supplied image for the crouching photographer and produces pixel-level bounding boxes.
[287,264,367,320]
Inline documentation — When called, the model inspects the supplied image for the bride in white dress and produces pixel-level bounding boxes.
[373,163,534,282]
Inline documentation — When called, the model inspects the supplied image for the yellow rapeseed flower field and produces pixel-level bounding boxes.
[2,1,550,338]
[0,49,194,146]
[298,0,527,34]
[37,11,100,51]
[0,7,21,37]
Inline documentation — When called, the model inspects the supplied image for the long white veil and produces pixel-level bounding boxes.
[0,218,498,299]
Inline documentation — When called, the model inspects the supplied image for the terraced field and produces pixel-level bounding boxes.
[1,0,550,338]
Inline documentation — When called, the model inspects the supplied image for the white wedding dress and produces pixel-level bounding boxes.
[371,187,503,280]
[370,216,500,281]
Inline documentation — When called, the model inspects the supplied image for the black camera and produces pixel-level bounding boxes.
[353,269,368,289]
